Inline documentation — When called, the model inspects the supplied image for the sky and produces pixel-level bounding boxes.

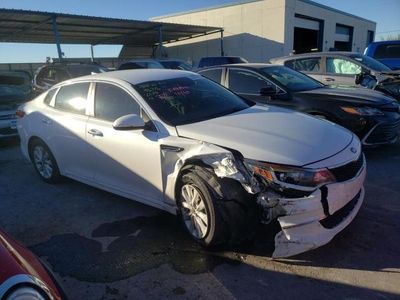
[0,0,399,63]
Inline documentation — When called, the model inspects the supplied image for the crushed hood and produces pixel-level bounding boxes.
[176,105,353,166]
[296,86,395,106]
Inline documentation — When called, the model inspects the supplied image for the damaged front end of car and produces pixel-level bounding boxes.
[162,137,366,258]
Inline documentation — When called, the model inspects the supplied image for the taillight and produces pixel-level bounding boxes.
[16,109,26,118]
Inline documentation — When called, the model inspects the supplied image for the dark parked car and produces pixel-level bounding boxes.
[33,63,108,95]
[364,40,400,70]
[0,229,65,299]
[270,52,400,101]
[199,64,400,146]
[0,71,33,139]
[197,56,248,69]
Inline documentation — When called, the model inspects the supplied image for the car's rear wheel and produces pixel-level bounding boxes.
[178,166,258,247]
[29,140,61,183]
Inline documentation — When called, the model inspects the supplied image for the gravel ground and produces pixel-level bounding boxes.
[0,138,399,299]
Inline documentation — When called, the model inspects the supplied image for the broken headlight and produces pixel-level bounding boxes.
[244,160,336,191]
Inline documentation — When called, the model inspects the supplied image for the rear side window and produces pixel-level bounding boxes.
[374,44,400,59]
[293,58,321,72]
[199,68,222,83]
[229,69,272,94]
[44,88,57,105]
[54,82,89,114]
[94,83,140,122]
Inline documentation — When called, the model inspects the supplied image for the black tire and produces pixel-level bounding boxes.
[178,166,258,247]
[29,140,61,184]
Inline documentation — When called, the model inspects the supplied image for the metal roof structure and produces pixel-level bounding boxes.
[0,8,223,59]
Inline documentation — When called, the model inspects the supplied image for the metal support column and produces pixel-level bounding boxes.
[51,15,63,61]
[90,45,95,62]
[220,29,225,56]
[158,25,164,58]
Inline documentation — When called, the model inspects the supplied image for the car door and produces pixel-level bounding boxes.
[85,81,163,205]
[323,56,362,86]
[45,82,92,179]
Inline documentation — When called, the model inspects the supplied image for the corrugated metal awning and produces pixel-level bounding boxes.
[0,8,222,46]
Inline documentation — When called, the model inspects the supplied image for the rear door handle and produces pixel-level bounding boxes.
[323,77,335,82]
[88,129,103,137]
[41,118,52,125]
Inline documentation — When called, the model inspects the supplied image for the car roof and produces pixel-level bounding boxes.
[368,40,400,45]
[198,63,281,71]
[272,52,362,61]
[62,69,200,85]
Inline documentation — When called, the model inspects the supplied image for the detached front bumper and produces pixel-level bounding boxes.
[270,159,366,258]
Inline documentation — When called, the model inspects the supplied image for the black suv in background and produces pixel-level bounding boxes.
[32,63,108,95]
[197,56,248,69]
[199,64,400,146]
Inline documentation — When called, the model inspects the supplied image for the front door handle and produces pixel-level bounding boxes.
[88,129,103,137]
[323,77,335,82]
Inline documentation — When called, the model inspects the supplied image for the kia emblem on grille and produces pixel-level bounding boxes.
[350,147,357,153]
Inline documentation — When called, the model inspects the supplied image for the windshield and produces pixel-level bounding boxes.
[134,76,252,126]
[260,66,323,92]
[350,54,391,72]
[67,65,108,77]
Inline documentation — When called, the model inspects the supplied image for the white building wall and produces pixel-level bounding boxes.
[152,0,287,65]
[285,0,376,53]
[151,0,376,65]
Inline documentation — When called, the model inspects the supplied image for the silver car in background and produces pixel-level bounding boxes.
[17,69,366,258]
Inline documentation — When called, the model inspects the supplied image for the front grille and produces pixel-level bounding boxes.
[320,190,361,229]
[365,119,400,144]
[329,154,364,182]
[0,127,17,135]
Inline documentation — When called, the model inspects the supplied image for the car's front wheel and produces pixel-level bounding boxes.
[178,166,258,247]
[29,140,61,183]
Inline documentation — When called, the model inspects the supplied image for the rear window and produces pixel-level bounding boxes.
[374,44,400,59]
[54,82,89,114]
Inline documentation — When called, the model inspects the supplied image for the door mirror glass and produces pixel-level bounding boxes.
[113,114,145,130]
[260,86,277,96]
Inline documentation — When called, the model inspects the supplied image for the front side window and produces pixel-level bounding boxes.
[293,57,321,72]
[326,57,361,75]
[94,83,140,122]
[134,76,252,126]
[199,68,222,84]
[54,82,89,114]
[229,69,273,94]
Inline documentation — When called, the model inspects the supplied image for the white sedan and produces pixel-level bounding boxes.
[17,69,366,257]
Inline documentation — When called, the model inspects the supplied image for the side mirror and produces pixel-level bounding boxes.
[113,114,145,130]
[260,86,277,96]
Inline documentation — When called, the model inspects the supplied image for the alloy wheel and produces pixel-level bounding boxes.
[180,184,209,239]
[33,145,53,179]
